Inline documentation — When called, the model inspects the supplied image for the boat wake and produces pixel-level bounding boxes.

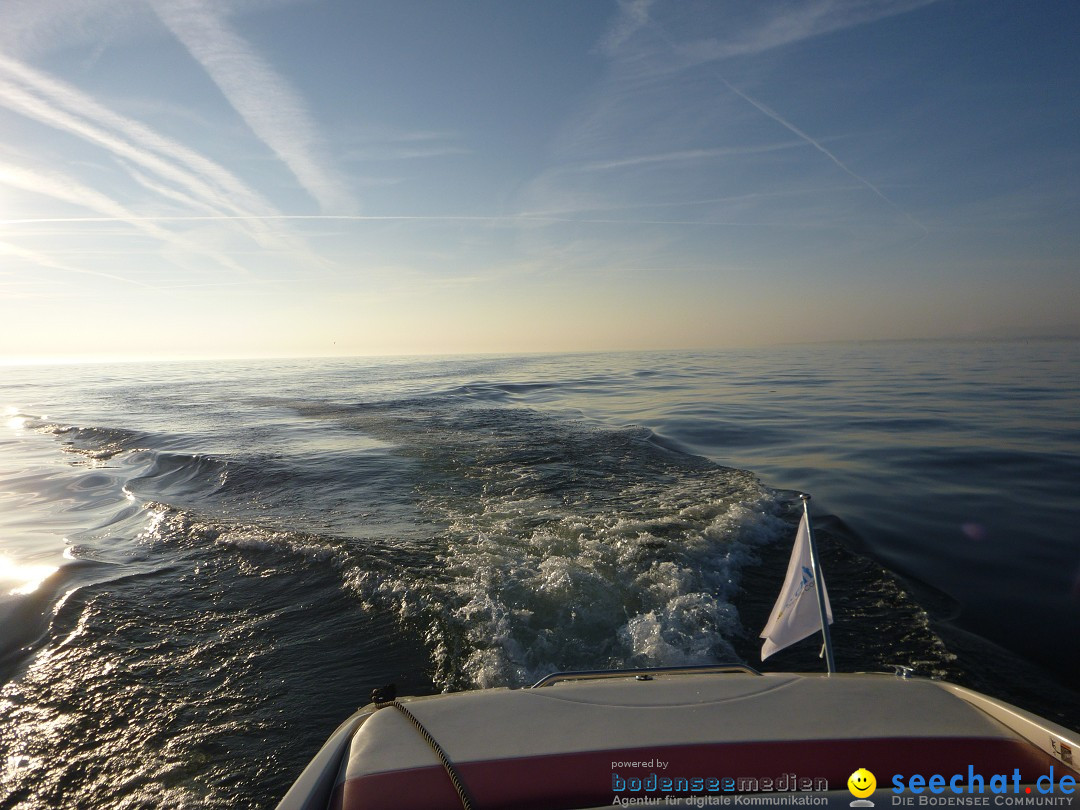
[0,386,979,810]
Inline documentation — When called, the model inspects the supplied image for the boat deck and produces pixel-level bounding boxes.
[277,671,1079,810]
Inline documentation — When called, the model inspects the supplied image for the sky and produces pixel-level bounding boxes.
[0,0,1077,362]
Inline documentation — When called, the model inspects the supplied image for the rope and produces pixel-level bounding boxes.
[374,700,474,810]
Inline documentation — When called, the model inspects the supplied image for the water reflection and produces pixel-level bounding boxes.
[4,405,27,431]
[0,556,58,596]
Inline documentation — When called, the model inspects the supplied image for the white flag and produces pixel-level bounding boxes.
[760,512,832,660]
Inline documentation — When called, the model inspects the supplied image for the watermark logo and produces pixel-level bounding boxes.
[888,765,1077,803]
[848,768,877,807]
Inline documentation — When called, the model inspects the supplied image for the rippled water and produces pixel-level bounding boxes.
[1,340,1077,808]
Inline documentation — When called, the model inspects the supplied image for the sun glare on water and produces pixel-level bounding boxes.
[0,556,59,596]
[6,414,28,431]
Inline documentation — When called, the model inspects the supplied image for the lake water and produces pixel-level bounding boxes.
[1,339,1077,808]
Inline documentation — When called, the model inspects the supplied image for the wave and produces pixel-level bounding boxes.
[35,422,151,460]
[13,395,963,699]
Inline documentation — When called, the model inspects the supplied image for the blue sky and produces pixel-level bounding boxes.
[1,0,1077,361]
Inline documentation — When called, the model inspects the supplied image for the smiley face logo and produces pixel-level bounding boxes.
[848,768,876,798]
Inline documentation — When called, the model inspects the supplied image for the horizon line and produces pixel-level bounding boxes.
[3,334,1076,369]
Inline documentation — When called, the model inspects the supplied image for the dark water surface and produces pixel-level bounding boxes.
[1,339,1077,808]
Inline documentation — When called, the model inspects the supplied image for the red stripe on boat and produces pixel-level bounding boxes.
[331,736,1072,810]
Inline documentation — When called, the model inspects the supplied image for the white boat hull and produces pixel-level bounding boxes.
[277,668,1079,809]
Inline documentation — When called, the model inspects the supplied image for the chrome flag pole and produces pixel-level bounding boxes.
[801,494,836,674]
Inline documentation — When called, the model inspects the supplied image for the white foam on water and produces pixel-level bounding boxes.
[352,468,788,690]
[215,528,341,563]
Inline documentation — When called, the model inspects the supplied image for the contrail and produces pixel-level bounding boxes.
[720,78,927,233]
[642,19,927,234]
[0,214,511,225]
[0,213,818,229]
[149,0,355,213]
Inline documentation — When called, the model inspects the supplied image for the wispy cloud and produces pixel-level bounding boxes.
[0,55,281,222]
[598,0,656,56]
[0,160,251,275]
[0,238,149,287]
[341,129,469,163]
[0,0,158,61]
[345,145,470,162]
[149,0,355,213]
[577,141,807,172]
[522,0,931,236]
[0,52,311,259]
[667,0,941,63]
[603,3,930,233]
